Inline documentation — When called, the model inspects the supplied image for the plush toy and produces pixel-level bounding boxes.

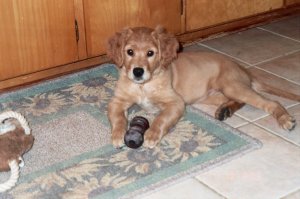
[124,116,149,149]
[0,111,34,193]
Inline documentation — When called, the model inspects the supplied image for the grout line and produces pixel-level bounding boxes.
[286,102,300,109]
[252,48,300,67]
[234,113,253,122]
[193,177,228,199]
[249,113,270,123]
[235,111,269,123]
[279,187,300,199]
[197,43,252,67]
[253,66,300,86]
[231,121,250,129]
[252,122,300,148]
[257,27,300,43]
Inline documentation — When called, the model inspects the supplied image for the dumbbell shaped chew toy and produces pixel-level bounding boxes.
[124,116,149,149]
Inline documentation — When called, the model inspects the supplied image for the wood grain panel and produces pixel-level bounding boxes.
[0,0,78,81]
[84,0,182,57]
[186,0,284,31]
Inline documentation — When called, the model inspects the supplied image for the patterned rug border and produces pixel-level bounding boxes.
[120,107,262,199]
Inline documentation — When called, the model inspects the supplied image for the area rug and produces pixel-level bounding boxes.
[0,64,261,199]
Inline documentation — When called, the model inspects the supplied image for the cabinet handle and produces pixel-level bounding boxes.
[75,19,79,42]
[181,0,184,15]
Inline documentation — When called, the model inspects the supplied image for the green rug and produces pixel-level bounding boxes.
[0,64,261,199]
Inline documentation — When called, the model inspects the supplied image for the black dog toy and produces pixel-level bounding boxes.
[124,116,149,149]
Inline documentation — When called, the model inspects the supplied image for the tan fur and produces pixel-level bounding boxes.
[107,26,299,148]
[0,125,34,171]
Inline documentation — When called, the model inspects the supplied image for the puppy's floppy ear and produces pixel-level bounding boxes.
[106,28,133,67]
[152,25,179,67]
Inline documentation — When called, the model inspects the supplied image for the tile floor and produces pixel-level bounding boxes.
[142,14,300,199]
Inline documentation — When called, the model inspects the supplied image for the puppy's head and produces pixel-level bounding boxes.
[107,26,179,84]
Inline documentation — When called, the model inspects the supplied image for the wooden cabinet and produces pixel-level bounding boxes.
[186,0,283,31]
[0,0,78,81]
[84,0,182,57]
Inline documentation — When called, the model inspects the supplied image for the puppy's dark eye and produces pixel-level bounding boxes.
[147,50,154,57]
[127,49,134,56]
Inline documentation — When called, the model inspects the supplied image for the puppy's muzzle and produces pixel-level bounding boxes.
[133,67,144,79]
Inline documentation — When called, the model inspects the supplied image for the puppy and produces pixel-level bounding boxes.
[107,26,300,148]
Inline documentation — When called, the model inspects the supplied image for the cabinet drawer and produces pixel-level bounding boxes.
[186,0,283,31]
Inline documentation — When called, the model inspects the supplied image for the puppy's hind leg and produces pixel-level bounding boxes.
[215,101,245,121]
[223,84,296,131]
[199,92,244,121]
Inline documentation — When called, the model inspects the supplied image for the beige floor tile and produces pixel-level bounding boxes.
[235,104,268,122]
[260,15,300,41]
[202,28,300,65]
[192,104,249,128]
[198,43,250,68]
[196,124,300,199]
[141,178,225,199]
[224,115,249,128]
[257,51,300,84]
[255,104,300,146]
[183,42,250,68]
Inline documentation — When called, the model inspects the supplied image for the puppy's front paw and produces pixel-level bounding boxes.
[112,130,125,148]
[278,114,296,131]
[144,129,162,149]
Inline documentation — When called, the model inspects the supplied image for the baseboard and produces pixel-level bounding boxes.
[0,55,110,93]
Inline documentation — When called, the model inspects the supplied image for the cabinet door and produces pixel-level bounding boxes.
[0,0,78,81]
[84,0,182,57]
[186,0,283,31]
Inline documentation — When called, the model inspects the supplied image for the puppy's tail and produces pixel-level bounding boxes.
[252,78,300,102]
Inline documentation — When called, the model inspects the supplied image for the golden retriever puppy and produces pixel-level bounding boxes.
[107,26,299,148]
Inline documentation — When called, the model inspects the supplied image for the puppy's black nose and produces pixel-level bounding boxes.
[133,67,144,78]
